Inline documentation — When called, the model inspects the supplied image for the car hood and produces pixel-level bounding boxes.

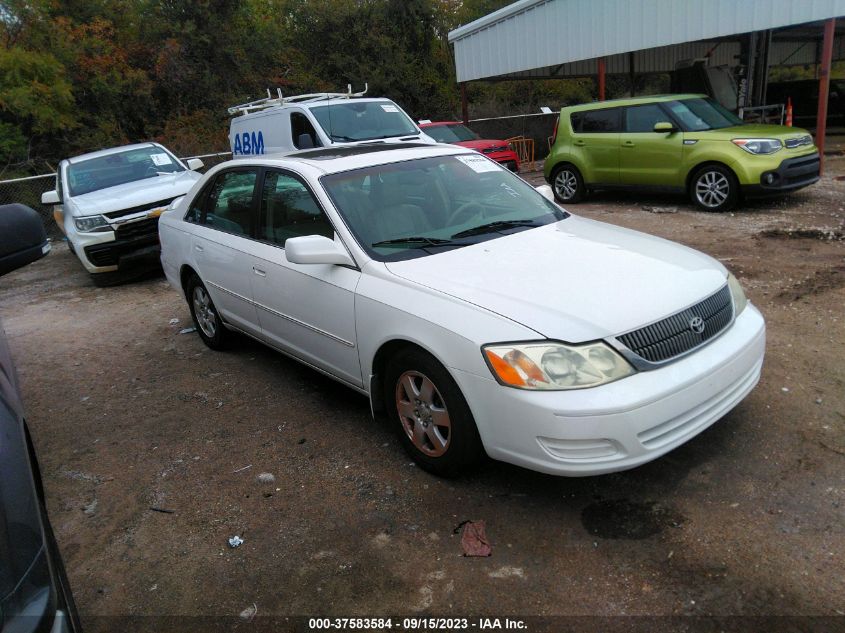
[692,124,813,142]
[69,171,202,216]
[455,139,509,151]
[384,216,728,342]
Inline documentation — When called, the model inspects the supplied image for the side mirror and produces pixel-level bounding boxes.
[535,184,555,202]
[653,121,677,133]
[186,158,204,171]
[0,204,50,276]
[41,190,60,205]
[285,235,354,267]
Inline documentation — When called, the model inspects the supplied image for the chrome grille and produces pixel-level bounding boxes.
[785,135,812,149]
[616,285,733,364]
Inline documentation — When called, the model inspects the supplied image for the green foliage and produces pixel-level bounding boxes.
[0,46,75,163]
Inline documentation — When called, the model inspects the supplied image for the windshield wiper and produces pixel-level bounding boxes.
[371,236,466,248]
[451,220,540,239]
[330,134,358,142]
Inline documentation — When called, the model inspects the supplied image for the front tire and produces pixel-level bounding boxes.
[690,164,738,212]
[384,348,483,477]
[187,275,228,350]
[551,164,586,203]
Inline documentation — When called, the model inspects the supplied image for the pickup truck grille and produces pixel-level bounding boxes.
[115,217,159,240]
[616,285,733,364]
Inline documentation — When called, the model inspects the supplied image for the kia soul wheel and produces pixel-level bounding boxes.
[691,165,738,212]
[551,165,585,203]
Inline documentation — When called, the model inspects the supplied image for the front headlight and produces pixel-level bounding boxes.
[74,215,110,232]
[727,273,748,316]
[732,138,782,154]
[482,341,635,390]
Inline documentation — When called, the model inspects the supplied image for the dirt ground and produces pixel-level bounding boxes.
[1,155,844,632]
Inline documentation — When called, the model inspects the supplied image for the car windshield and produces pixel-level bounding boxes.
[310,100,419,142]
[665,97,744,131]
[321,154,567,261]
[67,146,185,196]
[424,124,479,143]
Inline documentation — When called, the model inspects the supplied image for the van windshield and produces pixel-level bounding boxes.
[310,101,419,142]
[665,98,744,131]
[67,146,185,196]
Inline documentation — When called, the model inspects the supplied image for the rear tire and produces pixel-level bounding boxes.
[551,164,586,203]
[384,348,483,477]
[690,164,738,212]
[186,274,229,350]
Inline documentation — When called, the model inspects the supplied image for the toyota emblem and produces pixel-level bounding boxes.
[689,316,705,334]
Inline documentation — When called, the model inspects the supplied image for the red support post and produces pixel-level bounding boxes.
[816,18,836,175]
[461,83,469,124]
[597,57,606,101]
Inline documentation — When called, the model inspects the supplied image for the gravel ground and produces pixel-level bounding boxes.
[1,155,843,632]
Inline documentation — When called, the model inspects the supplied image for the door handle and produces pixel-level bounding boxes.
[194,244,204,252]
[622,140,635,147]
[253,267,266,277]
[573,140,586,146]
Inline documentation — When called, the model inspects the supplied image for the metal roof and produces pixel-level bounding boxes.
[448,0,845,82]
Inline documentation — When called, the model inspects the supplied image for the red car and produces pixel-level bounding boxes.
[420,121,520,172]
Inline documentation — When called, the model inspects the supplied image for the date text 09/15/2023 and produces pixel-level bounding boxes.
[307,617,528,631]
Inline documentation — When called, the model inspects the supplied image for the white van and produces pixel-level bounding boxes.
[228,85,436,157]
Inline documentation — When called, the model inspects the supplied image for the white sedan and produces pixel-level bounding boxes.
[159,144,765,477]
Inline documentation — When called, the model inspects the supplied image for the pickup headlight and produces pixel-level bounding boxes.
[483,341,635,390]
[732,138,782,154]
[727,272,748,316]
[74,215,110,232]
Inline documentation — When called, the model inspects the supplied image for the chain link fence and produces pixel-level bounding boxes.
[0,151,232,238]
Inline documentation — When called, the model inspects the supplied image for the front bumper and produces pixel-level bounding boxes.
[454,304,766,476]
[484,150,520,171]
[742,152,820,195]
[75,217,161,274]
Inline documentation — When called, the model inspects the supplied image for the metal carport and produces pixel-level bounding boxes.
[448,0,845,168]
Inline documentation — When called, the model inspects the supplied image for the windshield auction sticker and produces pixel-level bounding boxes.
[380,104,399,112]
[456,154,500,173]
[150,153,173,166]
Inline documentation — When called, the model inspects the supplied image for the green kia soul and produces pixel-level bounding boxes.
[544,94,820,212]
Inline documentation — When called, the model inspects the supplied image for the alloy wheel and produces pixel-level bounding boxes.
[695,170,730,209]
[192,286,217,338]
[554,169,578,200]
[395,370,451,457]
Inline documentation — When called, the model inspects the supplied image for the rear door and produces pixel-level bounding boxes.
[249,168,363,387]
[619,103,684,187]
[189,168,262,335]
[573,108,621,184]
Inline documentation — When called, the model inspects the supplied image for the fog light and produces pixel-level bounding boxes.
[764,173,776,185]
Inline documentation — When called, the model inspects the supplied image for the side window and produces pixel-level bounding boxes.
[581,108,621,133]
[625,104,670,133]
[569,112,583,133]
[197,170,258,236]
[291,112,321,150]
[259,170,334,246]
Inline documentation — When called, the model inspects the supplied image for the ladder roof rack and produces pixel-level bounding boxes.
[228,83,369,115]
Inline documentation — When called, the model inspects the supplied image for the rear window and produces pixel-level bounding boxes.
[580,109,620,133]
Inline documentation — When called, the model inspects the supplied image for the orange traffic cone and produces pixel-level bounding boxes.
[785,97,793,126]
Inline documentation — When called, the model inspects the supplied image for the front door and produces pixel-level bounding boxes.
[250,168,362,387]
[619,103,684,187]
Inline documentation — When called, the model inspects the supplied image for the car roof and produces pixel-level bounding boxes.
[66,142,161,164]
[229,143,469,175]
[563,94,708,112]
